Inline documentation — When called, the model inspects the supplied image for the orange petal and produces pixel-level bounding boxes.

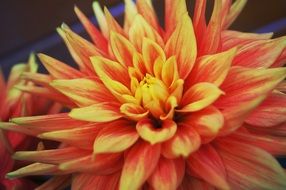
[182,106,224,143]
[165,0,187,37]
[223,0,247,29]
[109,31,136,67]
[165,13,197,79]
[11,113,87,132]
[233,37,286,68]
[216,67,286,135]
[193,0,207,45]
[13,147,90,164]
[104,7,126,36]
[120,103,149,121]
[59,153,122,174]
[199,0,222,55]
[148,157,185,190]
[50,78,114,107]
[179,82,224,112]
[74,6,108,52]
[162,124,201,158]
[187,144,230,190]
[20,72,52,87]
[186,48,236,89]
[136,0,161,33]
[129,15,163,51]
[142,38,166,75]
[216,138,286,189]
[6,163,63,179]
[72,172,120,190]
[136,119,177,145]
[69,102,123,122]
[119,141,160,190]
[180,175,216,190]
[92,2,108,37]
[221,30,273,50]
[38,125,102,149]
[246,92,286,127]
[93,121,139,154]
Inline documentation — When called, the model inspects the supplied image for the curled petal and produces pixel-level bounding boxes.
[120,103,149,121]
[136,119,177,145]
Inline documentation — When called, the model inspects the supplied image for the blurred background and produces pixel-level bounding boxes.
[0,0,286,75]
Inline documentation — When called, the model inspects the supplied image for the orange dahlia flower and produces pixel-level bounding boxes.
[0,55,60,189]
[1,0,286,189]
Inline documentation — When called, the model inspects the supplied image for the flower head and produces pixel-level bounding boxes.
[2,0,286,189]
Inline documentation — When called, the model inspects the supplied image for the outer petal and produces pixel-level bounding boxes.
[148,157,185,190]
[245,92,286,127]
[69,102,123,122]
[223,0,247,29]
[35,175,71,190]
[180,175,215,190]
[185,48,236,89]
[72,172,120,190]
[179,83,224,112]
[165,13,197,79]
[215,138,286,189]
[119,141,161,190]
[233,38,286,68]
[216,67,286,135]
[50,78,114,107]
[187,144,230,190]
[93,120,139,154]
[162,124,201,158]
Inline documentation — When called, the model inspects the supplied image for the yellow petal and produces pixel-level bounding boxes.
[120,103,149,121]
[69,102,122,122]
[136,119,177,145]
[165,13,197,79]
[93,121,139,154]
[179,82,224,112]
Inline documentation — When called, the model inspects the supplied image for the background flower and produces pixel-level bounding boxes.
[1,0,286,190]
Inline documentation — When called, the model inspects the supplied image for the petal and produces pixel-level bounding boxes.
[186,48,236,89]
[59,153,122,174]
[92,2,108,37]
[246,92,286,127]
[221,30,273,50]
[13,147,91,164]
[69,102,123,122]
[38,125,102,149]
[74,6,108,52]
[104,7,126,36]
[215,138,286,189]
[162,124,201,158]
[136,119,177,145]
[72,172,120,190]
[182,106,224,142]
[11,113,87,132]
[50,78,114,107]
[109,31,136,67]
[136,0,161,33]
[193,0,207,45]
[93,121,139,154]
[180,175,215,190]
[142,38,166,75]
[187,144,230,190]
[129,14,164,51]
[233,37,286,68]
[199,0,222,55]
[123,0,138,32]
[165,0,187,37]
[119,141,161,190]
[223,0,247,29]
[120,103,149,121]
[6,163,63,179]
[216,67,286,135]
[178,83,224,112]
[161,56,179,88]
[148,157,185,190]
[165,13,197,79]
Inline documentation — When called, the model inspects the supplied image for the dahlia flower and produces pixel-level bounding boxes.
[0,55,60,189]
[1,0,286,189]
